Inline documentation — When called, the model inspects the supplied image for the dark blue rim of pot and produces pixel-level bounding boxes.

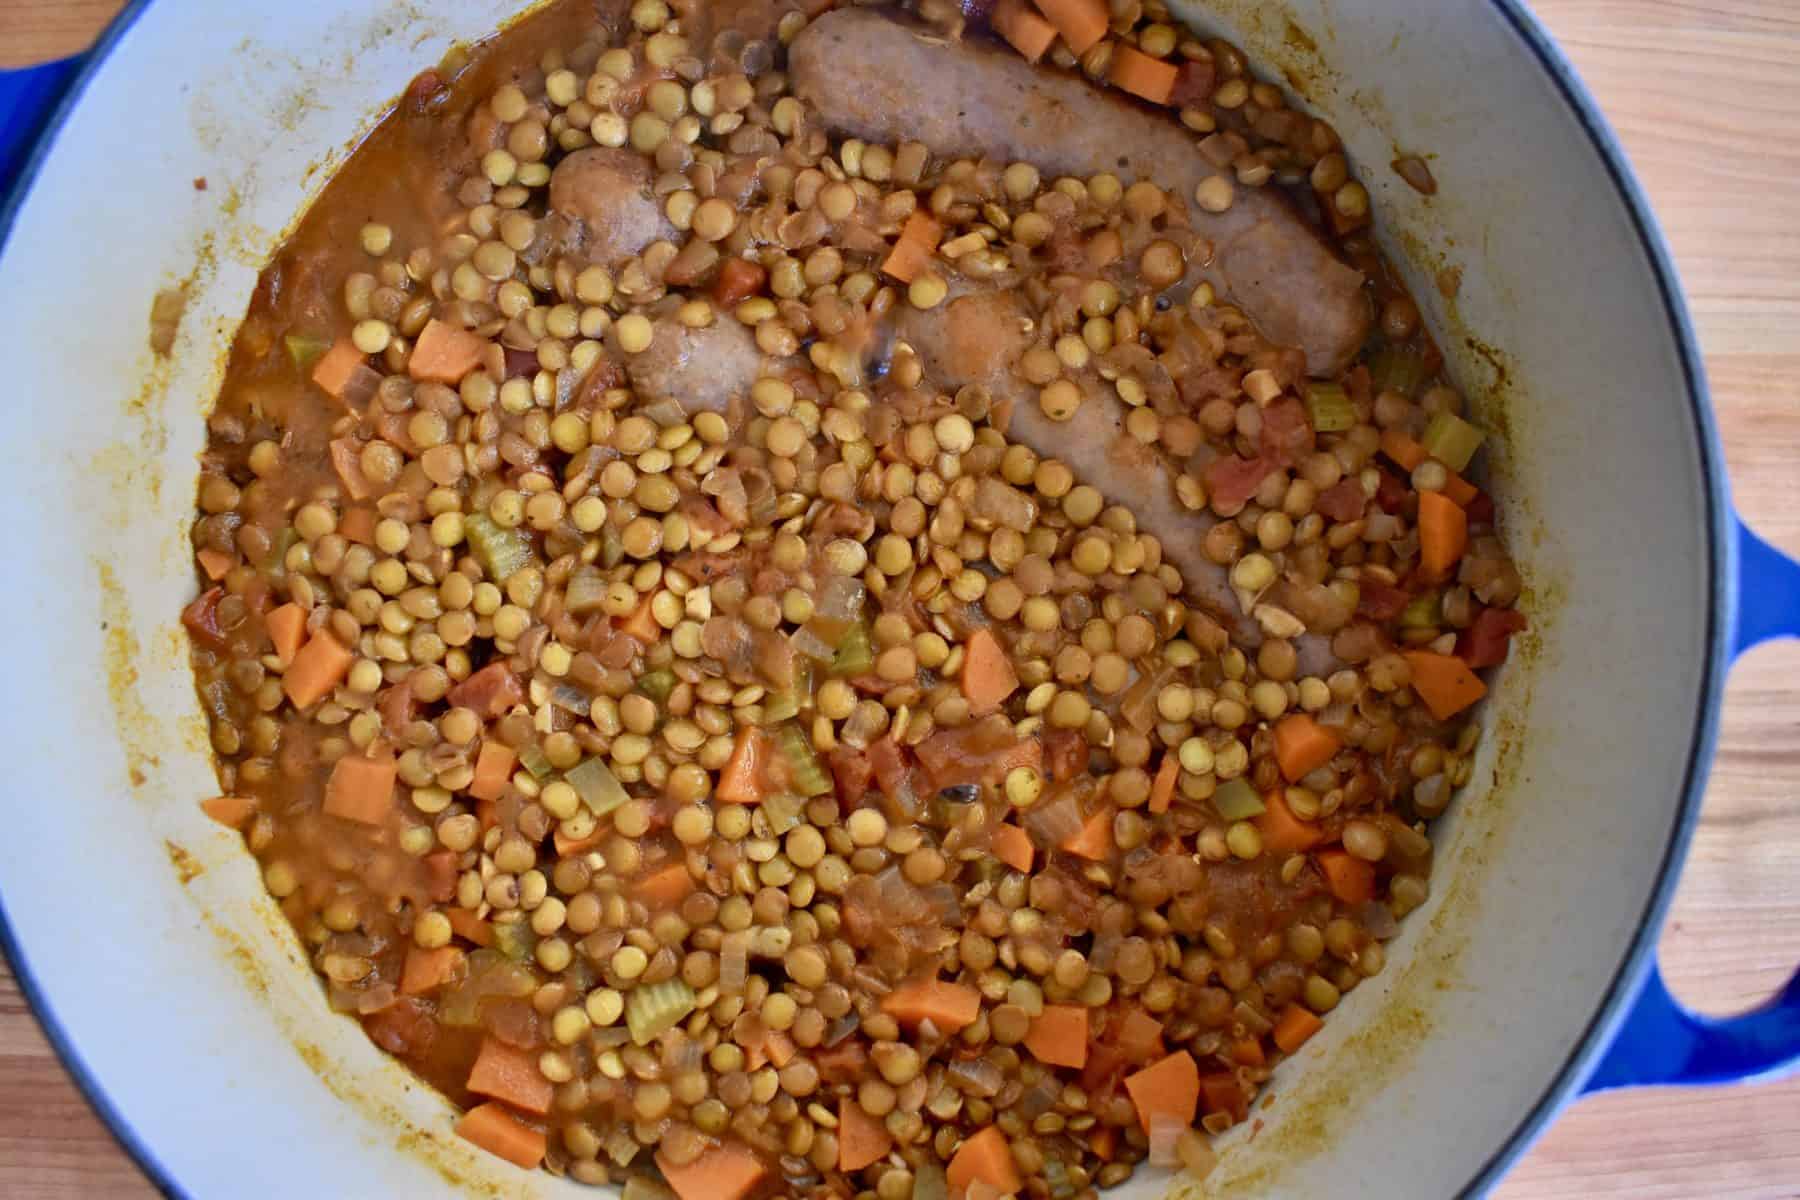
[2,3,1796,1197]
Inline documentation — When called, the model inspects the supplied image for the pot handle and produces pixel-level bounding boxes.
[1584,516,1800,1092]
[0,56,83,193]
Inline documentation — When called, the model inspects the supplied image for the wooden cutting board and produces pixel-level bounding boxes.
[2,1,1797,1195]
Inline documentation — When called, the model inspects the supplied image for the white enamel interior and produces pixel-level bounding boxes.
[0,1,1715,1197]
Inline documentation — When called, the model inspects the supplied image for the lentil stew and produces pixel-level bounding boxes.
[183,0,1526,1196]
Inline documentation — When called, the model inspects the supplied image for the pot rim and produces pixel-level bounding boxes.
[0,2,1731,1196]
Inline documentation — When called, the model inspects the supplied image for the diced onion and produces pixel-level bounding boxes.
[1149,1114,1187,1168]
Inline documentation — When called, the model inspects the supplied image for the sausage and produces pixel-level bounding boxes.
[889,287,1337,675]
[890,290,1255,638]
[549,147,675,266]
[607,302,774,419]
[788,9,1370,376]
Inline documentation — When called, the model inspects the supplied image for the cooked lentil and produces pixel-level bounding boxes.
[183,1,1525,1197]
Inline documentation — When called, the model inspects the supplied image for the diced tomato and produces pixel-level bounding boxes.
[1374,469,1408,513]
[1044,728,1088,782]
[1259,397,1314,468]
[1465,489,1496,526]
[829,747,873,810]
[713,258,767,307]
[1457,607,1527,668]
[1314,478,1367,523]
[1202,454,1275,511]
[866,737,908,800]
[447,662,524,718]
[1343,364,1372,409]
[378,683,418,734]
[365,997,438,1058]
[181,586,228,649]
[1356,579,1411,622]
[1167,58,1217,109]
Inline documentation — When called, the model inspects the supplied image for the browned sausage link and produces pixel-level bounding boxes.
[549,146,676,266]
[607,301,778,422]
[788,9,1371,377]
[892,290,1338,676]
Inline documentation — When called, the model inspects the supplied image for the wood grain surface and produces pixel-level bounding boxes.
[2,1,1798,1196]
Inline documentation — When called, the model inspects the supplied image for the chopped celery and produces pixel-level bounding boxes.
[492,917,537,963]
[762,792,805,836]
[465,512,533,583]
[1303,382,1355,433]
[566,756,629,817]
[1369,344,1428,399]
[565,565,608,615]
[1213,778,1266,821]
[626,978,697,1045]
[284,332,329,373]
[1400,590,1442,629]
[1420,410,1486,472]
[637,669,676,703]
[829,620,873,677]
[762,658,812,724]
[518,743,553,780]
[776,724,833,797]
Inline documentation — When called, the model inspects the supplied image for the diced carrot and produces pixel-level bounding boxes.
[200,795,255,828]
[617,591,663,642]
[554,826,606,857]
[656,1141,768,1200]
[1032,0,1108,52]
[1230,1037,1267,1067]
[763,1029,796,1069]
[1089,1125,1119,1163]
[637,862,696,909]
[880,977,982,1033]
[337,505,378,545]
[1108,44,1180,104]
[991,823,1034,873]
[1379,429,1428,472]
[1149,753,1179,814]
[265,602,308,668]
[448,907,494,947]
[837,1097,894,1172]
[323,751,396,825]
[328,438,375,500]
[1256,788,1324,854]
[310,339,366,398]
[716,728,769,804]
[409,319,487,385]
[993,0,1057,61]
[1317,849,1376,905]
[466,1036,554,1115]
[961,627,1019,715]
[401,945,464,995]
[1444,472,1480,507]
[283,629,353,709]
[1200,1071,1249,1122]
[196,547,234,581]
[881,210,942,284]
[455,1102,546,1170]
[1061,806,1114,861]
[947,1126,1023,1198]
[1122,1049,1200,1134]
[1418,490,1469,580]
[1272,713,1342,783]
[1272,1003,1325,1054]
[469,741,517,802]
[477,798,498,832]
[1023,1004,1089,1070]
[1404,650,1488,720]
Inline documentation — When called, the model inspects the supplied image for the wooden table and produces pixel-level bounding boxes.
[3,1,1798,1195]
